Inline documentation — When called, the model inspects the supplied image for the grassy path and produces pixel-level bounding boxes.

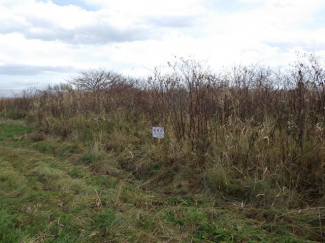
[0,119,320,242]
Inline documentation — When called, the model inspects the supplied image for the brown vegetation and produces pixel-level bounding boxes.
[2,54,325,208]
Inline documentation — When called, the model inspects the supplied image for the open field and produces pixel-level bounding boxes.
[1,57,325,242]
[0,118,324,242]
[2,0,325,241]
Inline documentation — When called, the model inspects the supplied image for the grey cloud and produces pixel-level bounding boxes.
[0,7,203,45]
[0,19,27,34]
[0,79,35,93]
[209,0,264,13]
[38,0,99,11]
[28,23,154,44]
[0,64,76,76]
[0,15,157,44]
[0,90,24,98]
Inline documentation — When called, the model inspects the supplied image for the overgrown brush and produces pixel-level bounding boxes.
[2,54,325,208]
[0,92,33,119]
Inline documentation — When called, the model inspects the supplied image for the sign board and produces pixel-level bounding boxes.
[152,127,164,138]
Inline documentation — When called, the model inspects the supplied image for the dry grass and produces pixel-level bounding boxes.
[0,117,324,242]
[1,54,325,210]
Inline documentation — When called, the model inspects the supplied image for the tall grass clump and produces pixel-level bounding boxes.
[0,90,34,119]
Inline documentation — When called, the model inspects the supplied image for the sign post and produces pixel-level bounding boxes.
[152,127,164,143]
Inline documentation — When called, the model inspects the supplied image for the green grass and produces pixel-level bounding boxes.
[0,119,323,242]
[0,120,34,142]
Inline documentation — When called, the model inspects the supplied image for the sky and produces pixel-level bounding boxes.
[0,0,325,90]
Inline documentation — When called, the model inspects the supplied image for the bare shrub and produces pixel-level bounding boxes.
[69,69,125,92]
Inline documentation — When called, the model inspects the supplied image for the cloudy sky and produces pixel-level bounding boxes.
[0,0,325,90]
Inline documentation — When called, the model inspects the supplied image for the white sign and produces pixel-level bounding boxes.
[152,127,164,138]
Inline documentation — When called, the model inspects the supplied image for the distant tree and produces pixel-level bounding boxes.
[70,69,123,92]
[47,83,74,92]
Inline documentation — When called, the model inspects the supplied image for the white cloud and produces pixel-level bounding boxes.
[85,0,206,15]
[0,0,325,89]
